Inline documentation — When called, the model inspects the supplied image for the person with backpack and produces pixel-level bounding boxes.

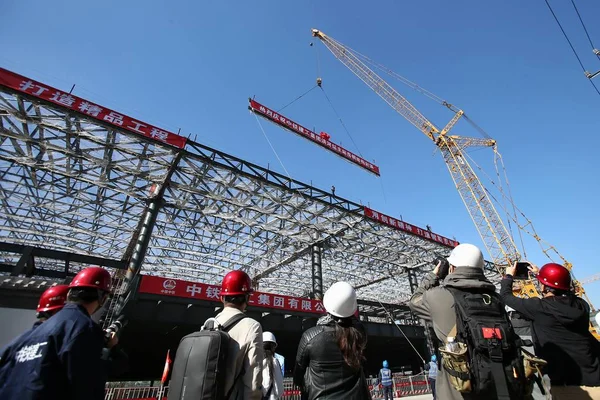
[409,243,528,400]
[168,270,263,400]
[0,267,116,400]
[261,332,283,400]
[501,262,600,399]
[378,360,393,400]
[293,281,371,400]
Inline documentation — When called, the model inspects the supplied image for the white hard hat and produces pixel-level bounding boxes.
[594,313,600,329]
[323,281,357,318]
[263,331,277,345]
[447,243,484,269]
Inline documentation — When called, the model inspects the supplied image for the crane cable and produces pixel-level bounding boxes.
[462,149,570,266]
[277,85,319,113]
[253,112,292,177]
[319,86,365,158]
[377,300,426,365]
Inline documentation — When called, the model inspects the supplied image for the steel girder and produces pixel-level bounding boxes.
[0,86,500,306]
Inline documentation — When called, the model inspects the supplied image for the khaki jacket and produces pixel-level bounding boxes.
[409,268,496,400]
[215,307,264,400]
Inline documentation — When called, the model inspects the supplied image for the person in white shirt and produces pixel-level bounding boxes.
[261,332,284,400]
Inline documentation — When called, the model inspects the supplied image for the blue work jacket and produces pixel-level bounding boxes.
[0,303,107,400]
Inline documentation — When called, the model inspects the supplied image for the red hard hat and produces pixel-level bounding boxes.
[37,284,69,313]
[220,270,254,296]
[69,267,112,292]
[536,263,571,291]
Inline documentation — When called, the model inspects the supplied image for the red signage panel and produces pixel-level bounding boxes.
[139,275,326,315]
[0,68,187,149]
[249,99,380,176]
[364,207,459,248]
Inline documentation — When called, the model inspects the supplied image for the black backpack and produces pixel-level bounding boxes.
[168,313,247,400]
[445,287,528,400]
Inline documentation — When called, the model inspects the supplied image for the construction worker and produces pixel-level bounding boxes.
[501,262,600,399]
[294,281,371,400]
[34,284,70,328]
[215,270,264,400]
[262,332,284,400]
[0,266,116,400]
[0,284,70,367]
[425,355,438,400]
[409,243,521,400]
[378,360,393,400]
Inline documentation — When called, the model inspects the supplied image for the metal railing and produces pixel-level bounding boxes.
[105,385,166,400]
[104,374,431,399]
[367,372,432,399]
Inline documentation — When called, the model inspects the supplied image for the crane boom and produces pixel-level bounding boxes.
[312,29,520,268]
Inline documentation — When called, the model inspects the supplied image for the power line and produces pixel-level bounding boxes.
[570,0,596,50]
[543,0,600,96]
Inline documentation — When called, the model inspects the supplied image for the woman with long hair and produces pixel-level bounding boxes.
[262,331,284,400]
[293,281,371,400]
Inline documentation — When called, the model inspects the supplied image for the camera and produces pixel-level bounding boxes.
[434,256,450,281]
[104,315,127,344]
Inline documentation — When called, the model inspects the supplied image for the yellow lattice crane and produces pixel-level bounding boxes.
[312,29,599,338]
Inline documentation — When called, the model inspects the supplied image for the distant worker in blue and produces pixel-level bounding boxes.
[425,355,438,400]
[379,360,393,400]
[0,266,117,400]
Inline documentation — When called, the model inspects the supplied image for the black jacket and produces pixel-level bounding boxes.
[500,276,600,386]
[293,318,371,400]
[0,304,107,400]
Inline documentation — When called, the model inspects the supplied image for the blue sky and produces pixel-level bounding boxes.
[1,1,599,303]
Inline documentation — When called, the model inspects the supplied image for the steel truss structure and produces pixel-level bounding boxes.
[0,80,499,309]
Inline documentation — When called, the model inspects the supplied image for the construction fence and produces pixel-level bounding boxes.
[368,372,432,398]
[104,373,432,399]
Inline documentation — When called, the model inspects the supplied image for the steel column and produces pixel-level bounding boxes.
[312,244,323,300]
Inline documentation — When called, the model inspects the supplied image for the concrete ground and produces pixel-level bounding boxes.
[398,395,433,400]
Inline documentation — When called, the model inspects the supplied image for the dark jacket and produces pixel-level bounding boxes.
[500,275,600,386]
[294,316,371,400]
[409,268,497,400]
[0,304,107,400]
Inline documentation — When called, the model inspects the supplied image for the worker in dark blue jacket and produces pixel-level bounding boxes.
[0,267,115,400]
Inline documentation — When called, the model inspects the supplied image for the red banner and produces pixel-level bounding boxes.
[139,275,326,315]
[364,207,459,248]
[249,99,380,176]
[0,68,187,149]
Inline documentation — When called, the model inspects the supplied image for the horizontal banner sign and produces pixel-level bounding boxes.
[364,207,459,248]
[0,68,187,149]
[249,99,380,176]
[139,275,326,315]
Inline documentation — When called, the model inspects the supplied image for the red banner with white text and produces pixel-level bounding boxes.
[139,275,326,315]
[249,99,380,176]
[0,68,187,149]
[364,207,459,248]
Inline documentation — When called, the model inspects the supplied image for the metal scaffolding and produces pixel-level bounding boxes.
[0,77,500,308]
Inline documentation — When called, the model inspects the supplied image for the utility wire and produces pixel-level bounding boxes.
[570,0,596,50]
[543,0,600,96]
